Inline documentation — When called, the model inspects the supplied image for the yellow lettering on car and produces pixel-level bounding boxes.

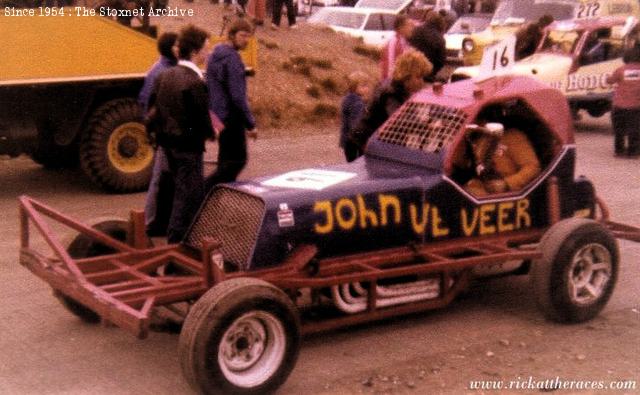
[497,201,515,232]
[313,201,334,234]
[431,206,450,237]
[356,195,379,228]
[335,198,357,230]
[461,207,479,237]
[516,199,531,229]
[479,204,496,235]
[379,194,401,226]
[410,203,430,235]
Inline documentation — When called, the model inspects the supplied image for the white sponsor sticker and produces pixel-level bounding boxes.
[624,69,640,81]
[239,184,269,194]
[261,169,357,191]
[277,203,295,227]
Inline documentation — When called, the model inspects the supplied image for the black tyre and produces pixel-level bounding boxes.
[56,217,129,323]
[532,218,619,323]
[179,278,301,395]
[80,98,154,193]
[585,101,610,118]
[30,122,79,169]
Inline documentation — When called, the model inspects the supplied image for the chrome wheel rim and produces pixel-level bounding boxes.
[568,243,612,305]
[218,311,286,388]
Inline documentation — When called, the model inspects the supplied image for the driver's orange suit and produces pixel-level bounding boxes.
[464,129,542,196]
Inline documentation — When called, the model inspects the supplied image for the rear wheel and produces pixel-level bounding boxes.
[80,98,154,193]
[179,278,300,395]
[55,217,129,323]
[532,218,619,323]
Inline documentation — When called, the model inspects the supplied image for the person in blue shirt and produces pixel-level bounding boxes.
[139,32,178,237]
[205,18,257,194]
[340,71,370,162]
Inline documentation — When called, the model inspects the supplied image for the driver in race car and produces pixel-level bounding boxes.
[461,122,542,197]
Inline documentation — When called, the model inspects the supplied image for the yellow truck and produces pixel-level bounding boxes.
[1,13,158,192]
[0,11,258,192]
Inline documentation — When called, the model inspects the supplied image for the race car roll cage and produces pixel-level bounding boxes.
[17,179,640,339]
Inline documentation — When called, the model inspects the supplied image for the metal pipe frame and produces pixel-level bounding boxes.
[17,195,640,338]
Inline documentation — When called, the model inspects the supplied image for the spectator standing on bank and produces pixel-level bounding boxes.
[271,0,296,29]
[409,11,446,81]
[380,15,414,80]
[139,32,178,237]
[351,50,433,155]
[340,71,370,162]
[147,25,214,243]
[205,19,257,193]
[606,44,640,157]
[247,0,266,25]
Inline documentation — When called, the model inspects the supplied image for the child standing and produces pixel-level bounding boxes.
[607,44,640,157]
[340,72,370,162]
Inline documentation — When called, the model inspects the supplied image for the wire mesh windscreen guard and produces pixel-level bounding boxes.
[375,102,467,153]
[185,187,265,270]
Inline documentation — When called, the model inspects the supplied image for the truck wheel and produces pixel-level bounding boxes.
[80,98,154,193]
[179,278,300,395]
[30,122,78,169]
[55,217,129,323]
[532,218,618,323]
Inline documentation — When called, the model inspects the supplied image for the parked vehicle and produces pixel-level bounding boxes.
[446,12,493,64]
[18,75,640,394]
[452,16,637,117]
[307,6,397,46]
[460,0,640,66]
[0,10,257,192]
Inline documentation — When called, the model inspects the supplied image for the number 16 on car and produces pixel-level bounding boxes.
[476,35,516,81]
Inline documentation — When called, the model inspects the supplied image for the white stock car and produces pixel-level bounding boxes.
[307,6,398,47]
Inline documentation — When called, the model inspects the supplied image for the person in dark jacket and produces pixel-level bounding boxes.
[350,50,433,154]
[148,25,214,243]
[340,71,370,162]
[408,12,446,81]
[205,18,257,193]
[515,15,554,60]
[140,32,178,237]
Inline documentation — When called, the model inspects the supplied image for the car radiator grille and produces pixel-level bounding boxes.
[185,187,265,270]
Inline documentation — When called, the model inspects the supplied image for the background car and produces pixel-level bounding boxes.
[445,12,492,64]
[460,0,639,66]
[307,6,397,46]
[452,16,635,118]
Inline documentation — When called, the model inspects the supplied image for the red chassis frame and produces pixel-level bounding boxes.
[18,187,640,339]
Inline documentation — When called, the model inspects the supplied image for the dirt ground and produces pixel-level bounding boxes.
[0,115,638,394]
[152,0,380,132]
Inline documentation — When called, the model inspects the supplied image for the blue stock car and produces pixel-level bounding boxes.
[19,75,640,395]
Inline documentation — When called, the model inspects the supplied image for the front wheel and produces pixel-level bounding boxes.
[179,278,300,395]
[532,218,619,323]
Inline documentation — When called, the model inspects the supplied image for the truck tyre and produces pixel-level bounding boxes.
[80,98,154,193]
[55,217,129,323]
[30,122,79,168]
[532,218,618,323]
[179,278,300,395]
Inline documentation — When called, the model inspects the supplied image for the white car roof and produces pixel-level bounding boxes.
[354,0,412,13]
[313,6,398,15]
